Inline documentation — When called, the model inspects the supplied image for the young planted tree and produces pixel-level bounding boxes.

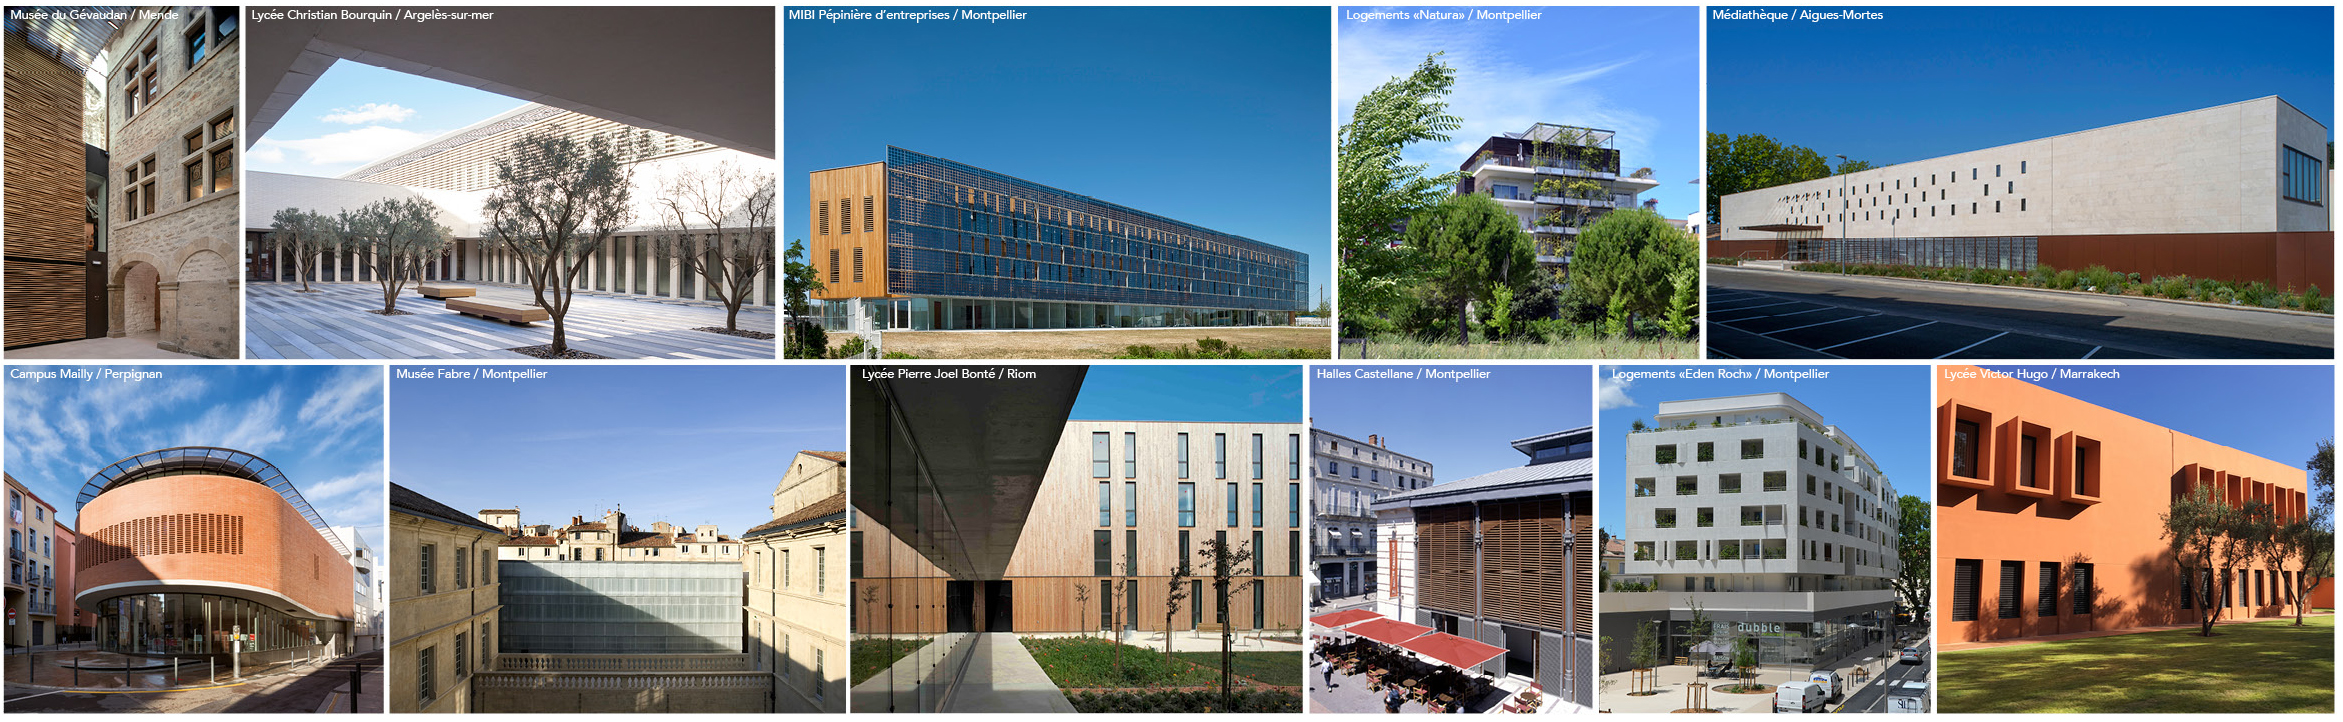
[483,130,635,354]
[2162,484,2245,636]
[1628,620,1659,694]
[1198,537,1259,712]
[267,208,340,292]
[1162,556,1193,663]
[1404,192,1536,345]
[647,161,776,332]
[1074,582,1095,639]
[782,238,829,358]
[342,198,453,314]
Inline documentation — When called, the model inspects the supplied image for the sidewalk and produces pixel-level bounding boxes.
[1600,639,1901,714]
[941,633,1076,713]
[4,650,381,714]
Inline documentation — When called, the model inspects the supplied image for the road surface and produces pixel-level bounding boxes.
[1840,642,1931,713]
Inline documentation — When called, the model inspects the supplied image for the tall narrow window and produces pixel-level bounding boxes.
[2072,563,2095,614]
[1177,433,1190,478]
[419,544,436,594]
[827,249,840,284]
[1092,432,1111,477]
[2019,434,2040,488]
[1952,419,1981,478]
[1999,560,2024,619]
[1124,432,1137,478]
[454,633,468,679]
[1952,559,1981,622]
[1178,530,1192,575]
[814,546,827,595]
[840,197,852,233]
[818,201,829,235]
[1251,483,1264,527]
[2038,562,2061,616]
[1215,434,1228,478]
[864,196,876,232]
[1290,530,1301,575]
[1288,434,1301,479]
[455,550,468,590]
[1098,482,1112,526]
[1226,483,1239,526]
[1289,484,1301,527]
[1178,483,1195,527]
[417,647,436,705]
[1094,530,1112,576]
[852,247,864,283]
[1125,529,1137,577]
[1125,482,1137,527]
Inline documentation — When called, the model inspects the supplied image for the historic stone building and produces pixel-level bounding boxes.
[743,450,849,713]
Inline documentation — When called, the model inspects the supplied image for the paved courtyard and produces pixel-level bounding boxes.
[4,649,382,714]
[247,282,774,359]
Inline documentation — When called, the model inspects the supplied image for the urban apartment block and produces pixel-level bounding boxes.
[809,147,1309,332]
[1716,97,2332,291]
[1310,428,1433,601]
[1457,123,1661,281]
[1936,367,2315,643]
[1607,394,1902,670]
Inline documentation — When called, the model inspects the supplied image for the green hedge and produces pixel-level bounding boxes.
[1796,262,2331,314]
[1065,689,1302,713]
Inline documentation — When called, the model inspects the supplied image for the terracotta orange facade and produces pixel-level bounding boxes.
[77,474,355,621]
[1936,367,2311,643]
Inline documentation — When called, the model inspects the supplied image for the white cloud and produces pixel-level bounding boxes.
[1597,371,1637,410]
[302,461,383,504]
[249,126,439,170]
[320,103,415,125]
[297,367,382,430]
[1339,14,1661,185]
[185,388,289,455]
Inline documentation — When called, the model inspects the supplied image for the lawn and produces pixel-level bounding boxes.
[1338,335,1696,359]
[1021,637,1302,689]
[1939,616,2334,713]
[851,637,932,686]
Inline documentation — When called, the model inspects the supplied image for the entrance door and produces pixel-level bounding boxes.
[946,581,974,633]
[1503,626,1538,680]
[984,581,1014,632]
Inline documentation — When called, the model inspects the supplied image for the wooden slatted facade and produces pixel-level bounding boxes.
[4,34,91,347]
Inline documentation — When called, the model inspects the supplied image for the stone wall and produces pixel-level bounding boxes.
[102,10,240,357]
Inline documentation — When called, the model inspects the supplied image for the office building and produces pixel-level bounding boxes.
[484,506,741,563]
[742,450,849,713]
[1936,367,2313,642]
[74,448,356,662]
[390,482,504,714]
[4,7,241,356]
[1372,427,1596,710]
[1456,123,1662,280]
[1607,394,1901,670]
[7,475,62,647]
[1310,428,1432,601]
[1715,97,2332,291]
[809,147,1309,332]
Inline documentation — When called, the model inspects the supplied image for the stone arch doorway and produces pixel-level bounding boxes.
[112,261,162,339]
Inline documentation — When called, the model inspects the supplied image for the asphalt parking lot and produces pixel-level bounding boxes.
[1707,288,2169,359]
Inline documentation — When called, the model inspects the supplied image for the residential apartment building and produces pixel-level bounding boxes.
[243,102,777,308]
[331,525,384,653]
[809,147,1309,333]
[1937,367,2313,643]
[1372,427,1596,710]
[1608,394,1901,671]
[743,450,849,713]
[484,507,741,563]
[4,7,241,356]
[858,419,1308,635]
[1716,96,2332,291]
[1309,428,1433,601]
[1456,123,1662,281]
[6,475,62,647]
[390,483,504,714]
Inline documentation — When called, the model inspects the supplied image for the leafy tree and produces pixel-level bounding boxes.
[2284,518,2333,625]
[1337,54,1460,336]
[1567,209,1695,327]
[2312,439,2334,511]
[1895,495,1931,622]
[1162,555,1193,663]
[482,130,635,354]
[1405,192,1535,345]
[1659,267,1697,338]
[1681,598,1714,668]
[1702,132,1840,229]
[782,238,829,359]
[267,208,340,293]
[1197,537,1257,711]
[2162,485,2246,636]
[1834,159,1876,174]
[1629,620,1659,694]
[341,198,453,314]
[646,161,775,331]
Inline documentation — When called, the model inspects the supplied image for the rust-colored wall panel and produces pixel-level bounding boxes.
[1707,239,1788,261]
[2036,232,2333,291]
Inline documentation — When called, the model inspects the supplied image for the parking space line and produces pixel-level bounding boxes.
[1758,313,1882,336]
[2081,346,2102,359]
[1935,331,2009,359]
[1735,306,1833,323]
[1714,300,1802,315]
[1817,321,1937,351]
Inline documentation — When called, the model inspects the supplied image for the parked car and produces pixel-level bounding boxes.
[1808,670,1843,702]
[1885,681,1930,713]
[1899,646,1924,664]
[1774,681,1828,713]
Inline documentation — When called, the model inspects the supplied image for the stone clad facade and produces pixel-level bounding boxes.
[103,7,241,357]
[743,451,849,713]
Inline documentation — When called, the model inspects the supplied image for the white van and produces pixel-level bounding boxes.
[1885,681,1930,713]
[1808,670,1843,702]
[1773,681,1828,713]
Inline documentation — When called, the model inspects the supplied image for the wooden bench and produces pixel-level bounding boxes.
[418,284,476,299]
[447,297,549,325]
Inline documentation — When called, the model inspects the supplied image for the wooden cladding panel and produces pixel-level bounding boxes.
[808,162,888,300]
[1417,505,1475,617]
[849,577,948,635]
[5,36,90,348]
[854,575,1303,635]
[1479,499,1570,633]
[5,263,86,347]
[1570,498,1594,636]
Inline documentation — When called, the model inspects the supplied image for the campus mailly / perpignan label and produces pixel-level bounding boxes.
[6,367,165,383]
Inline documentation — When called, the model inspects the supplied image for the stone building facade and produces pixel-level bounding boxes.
[102,7,241,357]
[484,507,740,562]
[743,450,849,713]
[390,483,505,714]
[6,475,63,647]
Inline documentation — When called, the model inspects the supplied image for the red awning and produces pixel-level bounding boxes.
[1309,609,1383,629]
[1348,618,1434,646]
[1397,632,1506,670]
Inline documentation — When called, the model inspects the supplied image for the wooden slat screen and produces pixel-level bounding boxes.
[4,34,90,347]
[1481,499,1569,633]
[1417,505,1474,616]
[1569,494,1594,636]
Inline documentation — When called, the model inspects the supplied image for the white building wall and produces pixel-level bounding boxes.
[1373,507,1417,623]
[1721,96,2327,241]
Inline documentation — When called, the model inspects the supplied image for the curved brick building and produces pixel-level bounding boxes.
[74,447,354,660]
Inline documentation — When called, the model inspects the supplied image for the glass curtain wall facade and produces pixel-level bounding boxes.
[94,592,343,657]
[498,561,745,653]
[840,147,1307,331]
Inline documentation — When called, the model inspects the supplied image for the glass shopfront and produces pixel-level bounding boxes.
[94,593,342,657]
[815,296,1295,332]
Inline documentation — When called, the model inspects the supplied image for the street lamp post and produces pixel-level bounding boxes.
[1834,155,1850,274]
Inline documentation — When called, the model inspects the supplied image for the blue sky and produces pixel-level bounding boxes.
[4,365,386,548]
[1309,365,1593,483]
[1070,366,1304,423]
[1709,6,2335,167]
[784,7,1333,307]
[249,61,528,177]
[1340,6,1701,220]
[1596,365,1931,537]
[1975,366,2333,482]
[389,366,843,539]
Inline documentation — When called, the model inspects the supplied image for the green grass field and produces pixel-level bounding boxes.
[1338,335,1696,359]
[1021,637,1302,690]
[851,637,932,686]
[1171,650,1304,686]
[1940,616,2334,713]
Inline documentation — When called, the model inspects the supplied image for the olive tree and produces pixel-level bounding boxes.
[266,207,340,292]
[342,198,452,314]
[646,161,776,332]
[483,131,635,354]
